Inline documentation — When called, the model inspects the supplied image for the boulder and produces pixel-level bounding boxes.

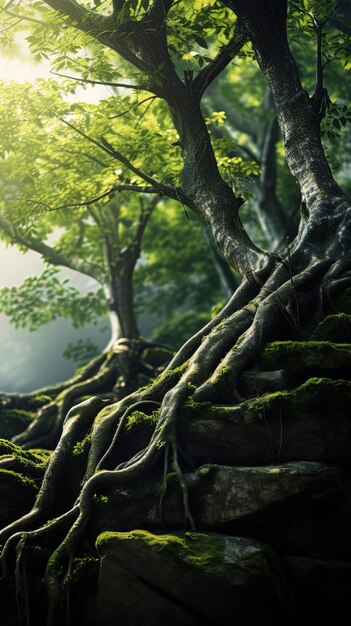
[92,461,347,557]
[90,530,292,626]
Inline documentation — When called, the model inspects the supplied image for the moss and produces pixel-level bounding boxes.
[34,394,53,403]
[70,556,99,584]
[1,408,33,420]
[151,361,189,398]
[260,340,351,372]
[93,402,118,425]
[0,439,50,467]
[245,376,351,418]
[72,434,92,456]
[29,449,52,462]
[96,529,224,569]
[311,314,351,343]
[125,410,158,433]
[0,468,38,492]
[155,470,178,494]
[94,494,109,504]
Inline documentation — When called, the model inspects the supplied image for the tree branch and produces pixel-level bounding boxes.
[58,116,181,201]
[51,71,149,91]
[42,0,105,28]
[194,27,247,100]
[0,9,46,25]
[0,0,16,15]
[38,184,162,212]
[41,0,117,50]
[129,196,158,265]
[0,213,103,281]
[148,0,175,24]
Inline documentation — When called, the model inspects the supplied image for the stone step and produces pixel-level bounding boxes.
[92,461,348,558]
[113,377,351,467]
[90,531,292,626]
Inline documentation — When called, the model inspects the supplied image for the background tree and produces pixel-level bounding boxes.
[0,1,350,624]
[0,79,233,446]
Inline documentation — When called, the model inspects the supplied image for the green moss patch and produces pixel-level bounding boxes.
[0,408,33,440]
[125,410,158,433]
[260,341,351,372]
[245,377,351,418]
[311,314,351,343]
[96,529,224,569]
[0,438,50,465]
[73,434,92,456]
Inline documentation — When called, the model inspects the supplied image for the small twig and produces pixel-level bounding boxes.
[58,117,179,200]
[51,71,149,91]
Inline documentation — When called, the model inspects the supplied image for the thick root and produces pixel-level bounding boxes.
[1,242,351,626]
[9,340,173,451]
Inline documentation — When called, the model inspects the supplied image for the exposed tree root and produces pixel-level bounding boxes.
[2,339,173,451]
[1,214,351,625]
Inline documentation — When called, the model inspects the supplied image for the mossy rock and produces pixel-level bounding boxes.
[260,341,351,374]
[0,438,50,479]
[311,314,351,343]
[94,530,290,626]
[0,408,33,440]
[0,468,38,526]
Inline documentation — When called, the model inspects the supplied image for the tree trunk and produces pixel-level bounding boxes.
[104,270,140,349]
[2,4,351,625]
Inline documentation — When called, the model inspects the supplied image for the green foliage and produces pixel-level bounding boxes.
[0,266,105,330]
[0,0,350,349]
[323,101,351,138]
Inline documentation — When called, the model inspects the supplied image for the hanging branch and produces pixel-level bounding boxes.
[58,116,182,201]
[310,16,329,120]
[37,184,161,212]
[51,71,150,91]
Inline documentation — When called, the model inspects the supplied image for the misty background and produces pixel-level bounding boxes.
[0,243,110,392]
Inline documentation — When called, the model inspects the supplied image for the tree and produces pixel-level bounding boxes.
[0,83,174,447]
[0,79,233,447]
[0,1,350,623]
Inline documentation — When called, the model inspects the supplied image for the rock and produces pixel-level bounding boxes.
[92,461,347,558]
[0,468,38,526]
[259,341,351,375]
[90,531,292,626]
[0,408,32,440]
[112,378,351,467]
[311,314,351,343]
[181,378,351,466]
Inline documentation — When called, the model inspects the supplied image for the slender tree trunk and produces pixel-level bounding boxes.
[104,269,139,350]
